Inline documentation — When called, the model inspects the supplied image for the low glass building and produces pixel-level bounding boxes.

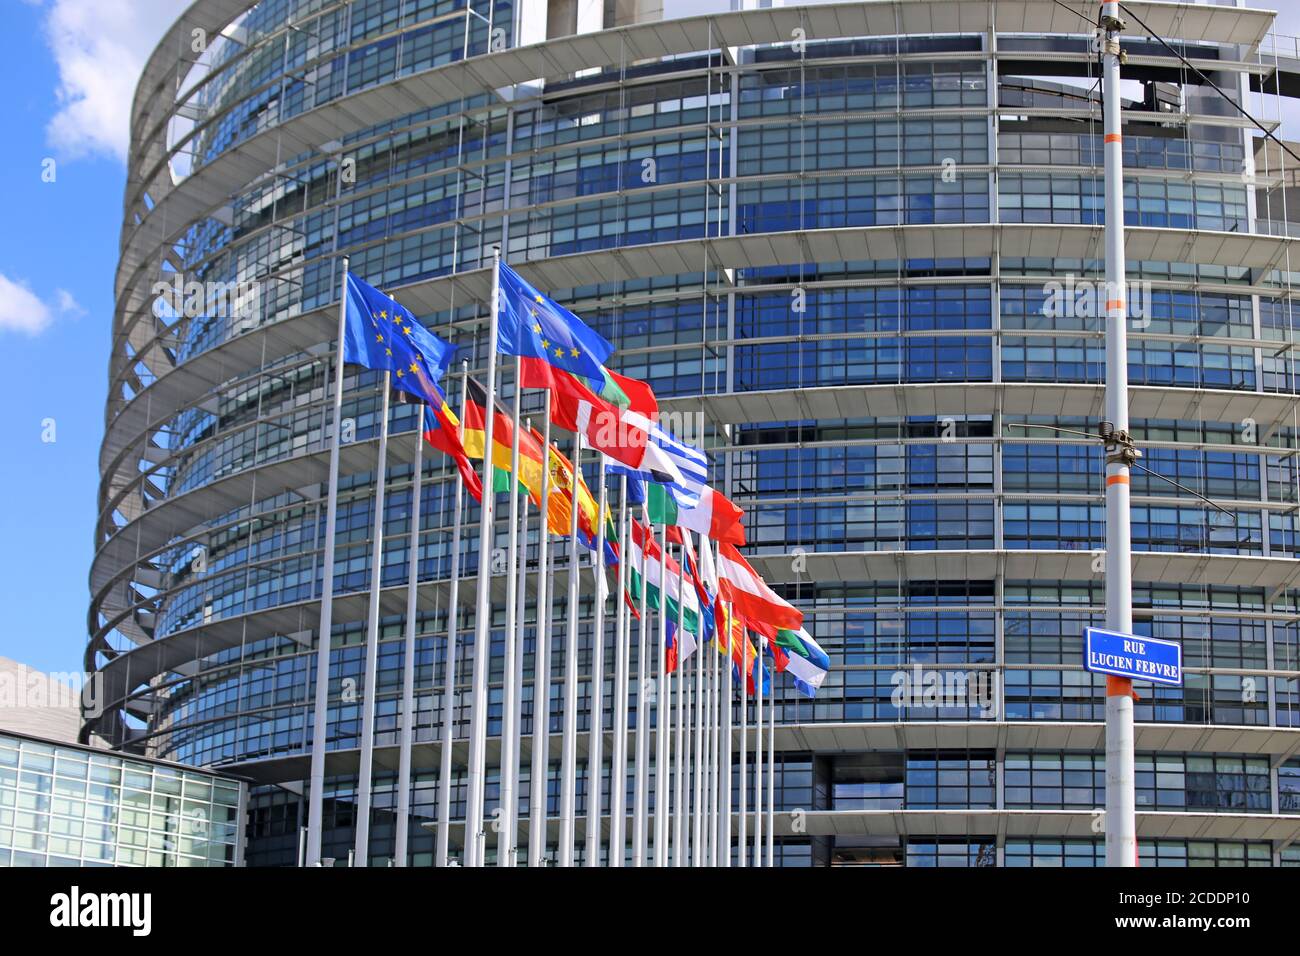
[89,0,1300,865]
[0,731,245,867]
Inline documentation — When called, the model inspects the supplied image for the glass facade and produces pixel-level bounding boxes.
[0,732,244,867]
[94,0,1300,865]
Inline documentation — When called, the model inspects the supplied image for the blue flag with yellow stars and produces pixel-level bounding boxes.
[343,272,456,405]
[495,261,614,381]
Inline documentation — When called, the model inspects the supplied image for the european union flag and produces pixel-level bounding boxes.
[343,272,456,405]
[495,261,614,381]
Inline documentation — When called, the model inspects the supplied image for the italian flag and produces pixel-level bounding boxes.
[716,542,803,633]
[646,483,746,545]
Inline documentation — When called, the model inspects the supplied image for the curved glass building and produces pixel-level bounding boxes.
[91,0,1300,866]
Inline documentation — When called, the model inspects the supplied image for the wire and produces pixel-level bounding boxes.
[1005,423,1239,521]
[1118,2,1300,169]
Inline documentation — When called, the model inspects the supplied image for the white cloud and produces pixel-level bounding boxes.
[54,288,85,319]
[40,0,176,162]
[0,275,54,335]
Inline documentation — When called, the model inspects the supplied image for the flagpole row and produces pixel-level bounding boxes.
[465,248,503,867]
[510,441,530,865]
[632,507,650,867]
[527,401,554,867]
[654,523,669,867]
[436,364,469,867]
[738,613,747,869]
[692,537,705,866]
[673,544,686,867]
[609,475,630,866]
[394,402,424,867]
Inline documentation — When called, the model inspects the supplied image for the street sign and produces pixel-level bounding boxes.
[1083,627,1183,686]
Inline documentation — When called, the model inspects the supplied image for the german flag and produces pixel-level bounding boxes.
[463,377,546,499]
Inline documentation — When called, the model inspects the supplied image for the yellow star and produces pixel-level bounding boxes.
[375,333,384,342]
[541,339,550,350]
[396,368,404,378]
[409,362,419,374]
[534,294,543,303]
[570,347,580,358]
[385,348,393,356]
[533,322,542,334]
[402,325,413,336]
[378,310,388,319]
[554,346,564,358]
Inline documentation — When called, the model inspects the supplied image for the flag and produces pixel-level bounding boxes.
[343,272,455,404]
[421,396,483,502]
[547,443,619,566]
[496,261,614,381]
[626,522,701,650]
[462,377,546,498]
[647,484,746,545]
[524,359,658,469]
[716,543,803,634]
[715,601,760,695]
[773,628,830,699]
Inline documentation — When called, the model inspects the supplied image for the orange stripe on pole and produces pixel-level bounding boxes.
[1106,298,1124,312]
[1106,675,1133,697]
[1106,474,1129,486]
[1104,133,1122,143]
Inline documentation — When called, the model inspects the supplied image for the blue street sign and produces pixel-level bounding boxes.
[1083,627,1182,686]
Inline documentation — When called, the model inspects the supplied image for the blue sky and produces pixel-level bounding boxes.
[0,0,173,676]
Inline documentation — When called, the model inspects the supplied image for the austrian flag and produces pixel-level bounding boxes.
[715,543,803,633]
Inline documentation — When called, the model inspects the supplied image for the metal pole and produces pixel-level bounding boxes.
[609,476,630,866]
[767,660,776,868]
[465,248,503,867]
[585,456,609,866]
[654,524,670,866]
[707,609,718,867]
[632,512,650,866]
[673,545,686,866]
[306,255,350,866]
[1100,0,1138,869]
[497,355,525,866]
[752,636,762,868]
[722,601,733,867]
[510,452,530,863]
[436,365,469,867]
[738,628,747,868]
[693,547,705,866]
[558,434,584,866]
[354,370,391,865]
[527,406,554,867]
[394,411,424,866]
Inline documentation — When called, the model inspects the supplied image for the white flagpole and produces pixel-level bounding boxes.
[558,433,584,866]
[584,456,609,866]
[722,600,733,868]
[436,364,469,867]
[653,523,669,867]
[767,654,776,868]
[510,432,531,865]
[465,247,503,867]
[353,368,391,866]
[609,475,630,867]
[527,409,554,867]
[496,355,525,867]
[307,255,349,866]
[709,614,720,867]
[672,543,685,867]
[394,401,423,867]
[737,622,747,868]
[632,507,650,866]
[753,636,763,868]
[692,542,705,866]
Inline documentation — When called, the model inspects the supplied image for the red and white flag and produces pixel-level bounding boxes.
[715,543,803,633]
